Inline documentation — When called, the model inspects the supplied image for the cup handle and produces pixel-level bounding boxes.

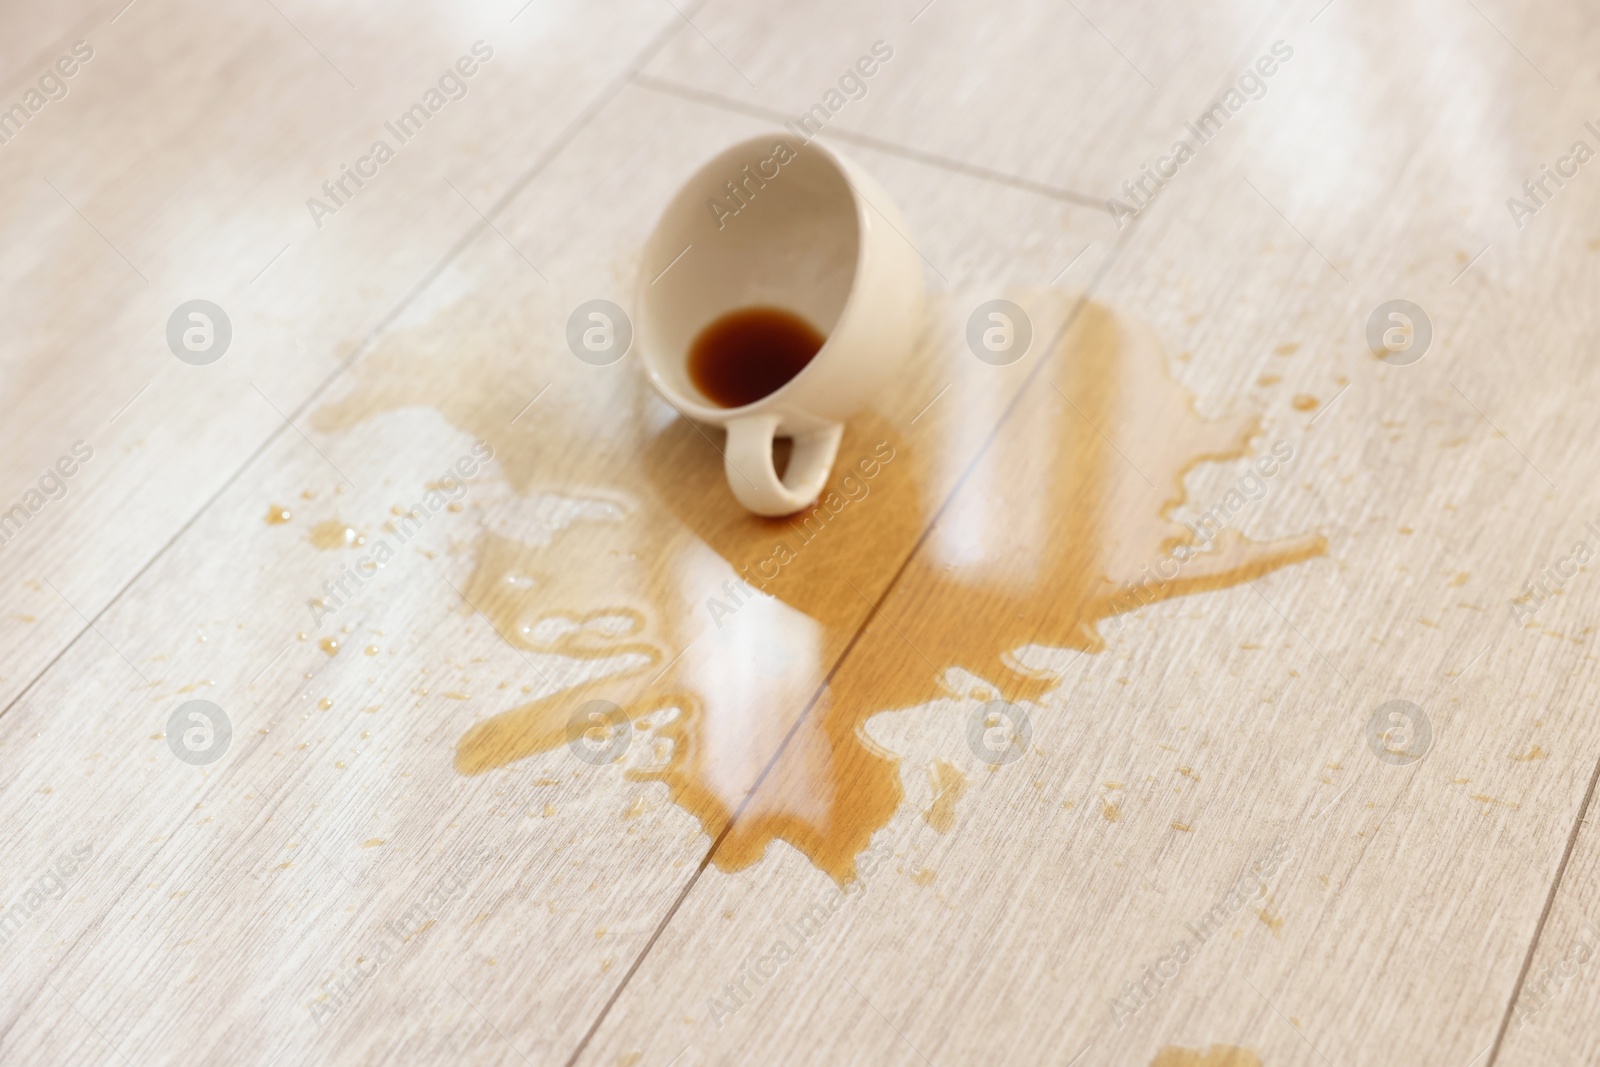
[723,414,844,516]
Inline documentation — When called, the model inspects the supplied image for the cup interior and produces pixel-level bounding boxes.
[639,137,860,410]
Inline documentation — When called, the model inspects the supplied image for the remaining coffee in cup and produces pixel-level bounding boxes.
[636,133,924,516]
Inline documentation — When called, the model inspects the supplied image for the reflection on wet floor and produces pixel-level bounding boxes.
[316,292,1324,884]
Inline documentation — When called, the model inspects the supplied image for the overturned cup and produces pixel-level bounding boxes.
[636,134,924,516]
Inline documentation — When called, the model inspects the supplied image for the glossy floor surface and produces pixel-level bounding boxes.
[2,0,1599,1064]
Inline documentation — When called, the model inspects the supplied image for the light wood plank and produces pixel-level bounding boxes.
[641,0,1302,196]
[0,0,682,714]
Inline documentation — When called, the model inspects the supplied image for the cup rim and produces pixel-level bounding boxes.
[636,132,869,421]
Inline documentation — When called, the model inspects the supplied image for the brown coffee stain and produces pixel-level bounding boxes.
[265,504,292,525]
[1152,1046,1262,1067]
[922,759,969,834]
[1256,895,1283,935]
[314,292,1324,885]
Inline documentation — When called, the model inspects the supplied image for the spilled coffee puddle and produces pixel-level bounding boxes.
[314,293,1324,884]
[1152,1046,1262,1067]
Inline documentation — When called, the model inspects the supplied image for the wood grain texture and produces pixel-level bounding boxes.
[581,1,1600,1065]
[0,0,681,711]
[2,0,1599,1065]
[0,65,1110,1067]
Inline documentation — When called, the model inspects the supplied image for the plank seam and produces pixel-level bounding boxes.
[631,72,1110,212]
[1485,747,1600,1065]
[561,218,1143,1067]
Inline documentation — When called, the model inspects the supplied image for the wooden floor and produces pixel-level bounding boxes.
[3,0,1599,1063]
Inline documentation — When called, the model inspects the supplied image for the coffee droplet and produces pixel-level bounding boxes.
[309,518,364,549]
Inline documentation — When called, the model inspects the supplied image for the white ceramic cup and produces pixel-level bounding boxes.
[637,133,924,516]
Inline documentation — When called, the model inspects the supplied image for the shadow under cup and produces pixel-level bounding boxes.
[637,137,860,413]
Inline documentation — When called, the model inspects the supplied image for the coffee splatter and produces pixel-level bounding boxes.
[309,518,365,549]
[317,292,1325,884]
